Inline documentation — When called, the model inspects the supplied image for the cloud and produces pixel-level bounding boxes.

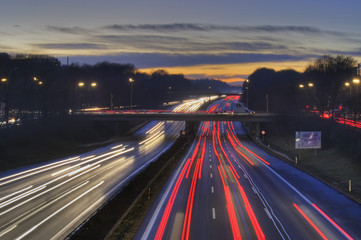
[63,52,317,68]
[104,23,344,36]
[32,43,108,50]
[47,26,93,35]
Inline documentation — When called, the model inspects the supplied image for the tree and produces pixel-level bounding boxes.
[243,68,302,113]
[304,55,357,114]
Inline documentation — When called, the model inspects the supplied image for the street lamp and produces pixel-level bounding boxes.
[91,82,97,87]
[299,84,304,88]
[129,78,134,110]
[33,77,38,82]
[1,78,7,83]
[78,82,85,87]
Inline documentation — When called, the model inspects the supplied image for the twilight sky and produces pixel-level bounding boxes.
[1,0,361,82]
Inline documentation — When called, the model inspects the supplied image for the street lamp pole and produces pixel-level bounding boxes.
[245,79,249,108]
[1,78,9,126]
[353,78,360,120]
[129,78,134,110]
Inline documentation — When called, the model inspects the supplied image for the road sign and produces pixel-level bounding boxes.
[295,131,321,149]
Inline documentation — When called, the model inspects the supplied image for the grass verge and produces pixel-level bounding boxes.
[244,115,361,203]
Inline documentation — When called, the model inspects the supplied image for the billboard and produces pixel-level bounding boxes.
[295,131,321,149]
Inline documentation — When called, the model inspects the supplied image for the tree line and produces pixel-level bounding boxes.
[0,53,235,123]
[242,55,359,116]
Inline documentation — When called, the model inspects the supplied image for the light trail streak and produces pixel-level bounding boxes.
[0,156,81,186]
[227,129,270,166]
[1,181,90,234]
[185,136,202,178]
[0,165,101,217]
[293,203,328,240]
[198,139,206,179]
[146,122,164,135]
[312,203,354,240]
[0,185,33,202]
[227,133,255,166]
[15,181,104,240]
[80,155,96,161]
[0,224,17,237]
[155,159,192,240]
[110,144,123,149]
[217,166,242,240]
[0,156,80,182]
[0,185,46,210]
[229,165,265,240]
[51,147,128,176]
[182,147,202,240]
[139,131,165,145]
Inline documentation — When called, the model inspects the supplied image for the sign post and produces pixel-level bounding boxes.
[295,131,321,161]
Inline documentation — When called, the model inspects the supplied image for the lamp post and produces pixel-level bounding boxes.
[1,78,9,125]
[308,82,315,97]
[245,79,249,108]
[129,78,134,110]
[345,82,351,97]
[77,81,97,108]
[353,78,360,120]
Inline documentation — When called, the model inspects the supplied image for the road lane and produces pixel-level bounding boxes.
[137,96,361,240]
[0,97,212,240]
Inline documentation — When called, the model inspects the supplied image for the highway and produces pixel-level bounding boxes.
[137,96,361,240]
[0,97,212,240]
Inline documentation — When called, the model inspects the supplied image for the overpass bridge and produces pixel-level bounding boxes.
[72,111,275,122]
[72,110,275,136]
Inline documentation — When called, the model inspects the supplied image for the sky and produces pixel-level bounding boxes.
[1,0,361,83]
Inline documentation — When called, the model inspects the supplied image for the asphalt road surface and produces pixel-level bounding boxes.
[0,97,210,240]
[137,96,361,240]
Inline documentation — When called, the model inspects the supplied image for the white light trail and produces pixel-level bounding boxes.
[0,157,81,186]
[139,131,165,145]
[0,165,101,217]
[0,185,33,202]
[15,181,104,240]
[0,186,46,209]
[0,224,17,237]
[51,147,126,176]
[110,144,123,149]
[146,122,164,135]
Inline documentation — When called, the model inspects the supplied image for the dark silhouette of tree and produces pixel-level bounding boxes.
[304,55,357,114]
[244,68,302,113]
[0,52,236,124]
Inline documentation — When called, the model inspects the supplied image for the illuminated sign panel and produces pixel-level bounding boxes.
[295,131,321,149]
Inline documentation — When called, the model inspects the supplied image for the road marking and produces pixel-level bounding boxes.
[212,208,216,219]
[244,174,247,178]
[210,173,213,178]
[211,186,214,193]
[210,165,212,168]
[209,154,212,157]
[252,186,258,194]
[264,208,272,219]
